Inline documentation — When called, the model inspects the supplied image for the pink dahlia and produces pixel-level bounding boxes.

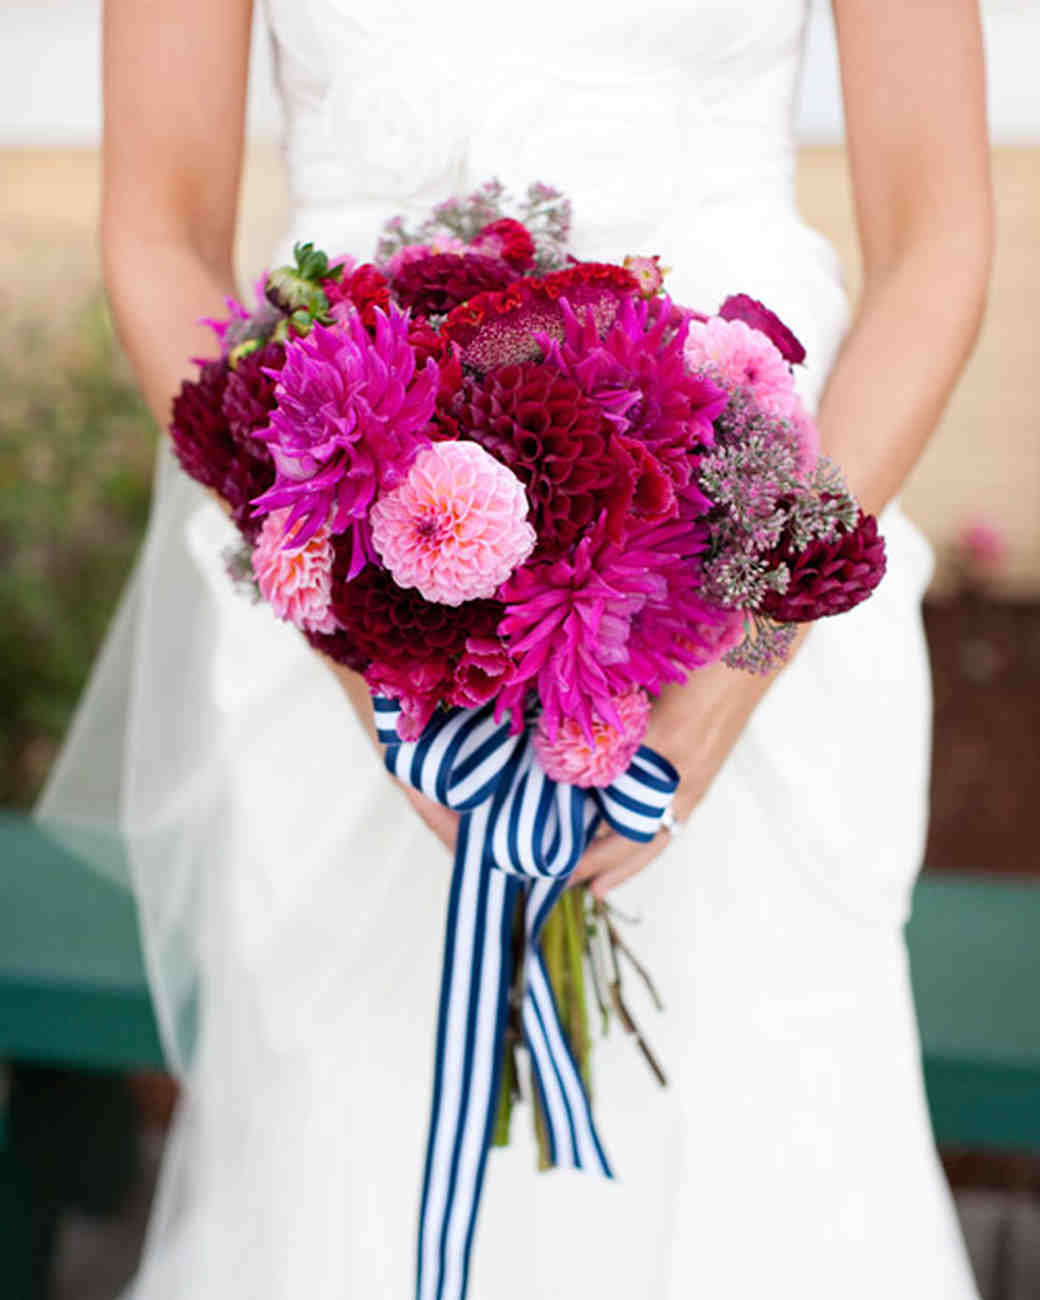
[251,507,338,634]
[684,316,797,416]
[250,306,439,576]
[370,440,535,605]
[534,687,651,788]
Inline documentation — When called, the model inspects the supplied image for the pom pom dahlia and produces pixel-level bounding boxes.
[222,341,284,452]
[534,687,651,788]
[370,441,535,606]
[250,307,439,576]
[251,507,338,634]
[684,316,796,417]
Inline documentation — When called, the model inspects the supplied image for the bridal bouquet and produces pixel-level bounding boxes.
[169,179,885,1300]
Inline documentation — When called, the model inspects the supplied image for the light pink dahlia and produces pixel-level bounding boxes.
[370,440,535,606]
[534,687,651,788]
[684,315,797,416]
[250,307,439,577]
[251,507,338,634]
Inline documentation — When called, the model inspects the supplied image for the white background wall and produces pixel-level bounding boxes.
[1,0,1038,146]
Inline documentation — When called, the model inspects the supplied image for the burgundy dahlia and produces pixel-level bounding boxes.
[169,359,275,542]
[391,251,516,318]
[761,512,887,622]
[451,362,625,552]
[221,341,284,453]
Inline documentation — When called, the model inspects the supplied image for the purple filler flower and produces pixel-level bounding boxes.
[719,293,806,365]
[251,306,439,577]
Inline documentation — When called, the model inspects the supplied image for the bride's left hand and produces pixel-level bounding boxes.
[570,630,807,899]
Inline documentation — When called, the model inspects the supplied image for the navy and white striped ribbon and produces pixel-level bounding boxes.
[374,695,678,1300]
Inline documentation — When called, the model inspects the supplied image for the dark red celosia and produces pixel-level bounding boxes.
[451,362,625,552]
[169,359,275,542]
[471,218,536,271]
[761,512,887,622]
[440,261,641,371]
[323,263,392,331]
[221,341,284,453]
[390,251,516,317]
[719,293,806,365]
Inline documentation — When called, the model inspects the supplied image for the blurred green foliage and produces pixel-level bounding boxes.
[0,295,155,806]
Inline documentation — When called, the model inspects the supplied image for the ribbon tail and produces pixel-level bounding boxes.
[522,878,614,1179]
[416,803,522,1300]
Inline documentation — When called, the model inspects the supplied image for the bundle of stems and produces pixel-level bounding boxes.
[492,883,667,1169]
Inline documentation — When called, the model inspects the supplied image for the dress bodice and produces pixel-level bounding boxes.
[261,0,849,399]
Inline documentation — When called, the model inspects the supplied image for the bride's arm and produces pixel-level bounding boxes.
[103,0,458,847]
[573,0,994,896]
[101,0,253,421]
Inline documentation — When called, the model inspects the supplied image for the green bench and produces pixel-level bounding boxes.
[2,811,1039,1142]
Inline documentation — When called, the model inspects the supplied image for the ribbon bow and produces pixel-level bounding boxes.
[374,695,678,1300]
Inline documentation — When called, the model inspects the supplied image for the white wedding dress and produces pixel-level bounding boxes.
[36,0,981,1295]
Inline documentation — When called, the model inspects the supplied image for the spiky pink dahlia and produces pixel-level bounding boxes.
[534,687,651,788]
[684,316,796,416]
[371,440,535,605]
[251,508,338,634]
[250,306,438,577]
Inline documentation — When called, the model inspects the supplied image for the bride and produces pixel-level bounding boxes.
[38,0,992,1295]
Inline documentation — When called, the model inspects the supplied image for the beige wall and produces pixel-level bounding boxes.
[3,144,1037,596]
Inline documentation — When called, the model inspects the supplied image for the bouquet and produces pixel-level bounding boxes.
[170,179,886,1299]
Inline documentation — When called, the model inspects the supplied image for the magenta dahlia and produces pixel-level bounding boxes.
[497,515,667,741]
[250,306,439,576]
[761,512,887,622]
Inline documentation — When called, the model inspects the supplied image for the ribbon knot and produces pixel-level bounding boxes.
[374,695,677,1300]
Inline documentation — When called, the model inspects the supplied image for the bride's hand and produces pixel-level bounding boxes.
[570,631,808,899]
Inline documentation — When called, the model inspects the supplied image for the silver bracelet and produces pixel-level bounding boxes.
[661,801,687,837]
